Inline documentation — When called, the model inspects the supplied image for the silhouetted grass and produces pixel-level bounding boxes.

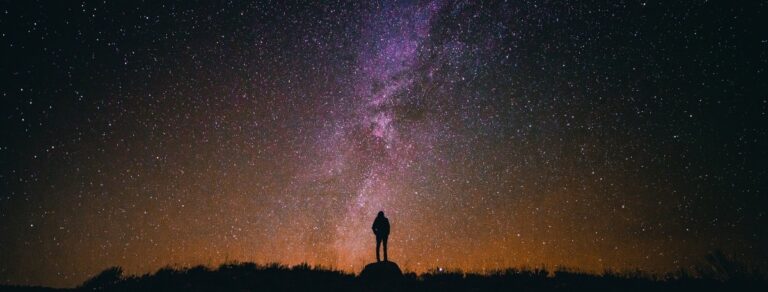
[3,251,766,291]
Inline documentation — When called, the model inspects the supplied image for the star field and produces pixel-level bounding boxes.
[1,0,767,288]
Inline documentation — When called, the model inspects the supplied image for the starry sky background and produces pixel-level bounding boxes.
[1,0,767,288]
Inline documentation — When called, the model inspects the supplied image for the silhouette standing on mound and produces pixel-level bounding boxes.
[372,211,390,262]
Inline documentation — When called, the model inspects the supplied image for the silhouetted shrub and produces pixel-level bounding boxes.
[79,266,123,291]
[5,258,767,292]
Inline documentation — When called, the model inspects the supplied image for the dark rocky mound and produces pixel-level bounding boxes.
[358,261,404,290]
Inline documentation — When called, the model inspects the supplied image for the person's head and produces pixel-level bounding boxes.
[377,211,384,217]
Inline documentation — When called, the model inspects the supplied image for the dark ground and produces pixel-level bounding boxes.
[2,258,766,292]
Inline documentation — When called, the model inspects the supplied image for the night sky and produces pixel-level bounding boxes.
[1,0,767,288]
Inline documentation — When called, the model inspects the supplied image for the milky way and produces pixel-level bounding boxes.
[1,0,767,288]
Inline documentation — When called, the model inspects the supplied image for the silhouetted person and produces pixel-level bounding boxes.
[372,211,390,262]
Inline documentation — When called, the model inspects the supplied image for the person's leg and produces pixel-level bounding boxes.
[383,236,388,262]
[376,237,381,262]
